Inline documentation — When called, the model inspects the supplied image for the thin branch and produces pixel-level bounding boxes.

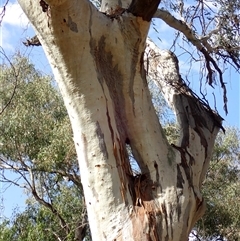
[0,155,32,189]
[0,48,19,115]
[0,155,76,237]
[153,8,230,114]
[190,230,202,241]
[0,0,9,25]
[153,9,205,50]
[0,157,81,189]
[45,229,62,241]
[189,0,201,27]
[31,186,70,235]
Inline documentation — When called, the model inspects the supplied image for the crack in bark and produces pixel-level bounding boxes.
[106,104,115,144]
[161,203,169,240]
[153,161,162,193]
[176,165,184,188]
[113,138,132,205]
[172,144,193,186]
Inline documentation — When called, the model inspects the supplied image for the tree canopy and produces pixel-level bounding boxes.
[195,127,240,241]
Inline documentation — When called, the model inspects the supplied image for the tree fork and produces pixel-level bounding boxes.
[18,0,223,240]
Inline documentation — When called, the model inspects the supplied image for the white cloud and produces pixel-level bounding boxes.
[1,1,29,27]
[0,27,15,51]
[0,1,35,53]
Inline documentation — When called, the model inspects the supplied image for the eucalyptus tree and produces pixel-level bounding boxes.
[9,0,240,240]
[0,186,90,241]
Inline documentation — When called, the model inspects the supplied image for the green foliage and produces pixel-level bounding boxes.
[0,183,90,241]
[0,184,86,241]
[0,56,75,169]
[195,127,240,240]
[0,55,90,241]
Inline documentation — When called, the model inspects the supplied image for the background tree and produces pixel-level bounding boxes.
[165,124,240,241]
[195,127,240,241]
[0,55,89,241]
[0,185,90,241]
[1,0,239,239]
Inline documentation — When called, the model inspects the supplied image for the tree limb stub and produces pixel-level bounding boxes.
[128,0,161,21]
[23,35,41,47]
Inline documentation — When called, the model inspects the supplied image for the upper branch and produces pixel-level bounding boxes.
[153,8,239,114]
[145,38,223,183]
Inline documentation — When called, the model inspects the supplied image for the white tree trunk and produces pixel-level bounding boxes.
[18,0,222,240]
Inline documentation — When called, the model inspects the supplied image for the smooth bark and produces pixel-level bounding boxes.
[18,0,222,240]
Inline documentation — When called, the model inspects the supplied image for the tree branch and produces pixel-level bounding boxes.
[31,186,70,234]
[45,229,63,241]
[145,38,223,182]
[0,0,9,25]
[153,8,230,114]
[0,155,82,190]
[153,9,205,50]
[0,48,19,115]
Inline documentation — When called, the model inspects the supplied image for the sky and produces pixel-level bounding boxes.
[0,0,240,225]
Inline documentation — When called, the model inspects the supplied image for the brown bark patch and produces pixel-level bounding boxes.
[66,14,78,32]
[130,203,162,240]
[95,121,109,159]
[90,36,128,140]
[128,0,161,22]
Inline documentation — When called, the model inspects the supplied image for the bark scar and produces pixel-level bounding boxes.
[67,15,78,32]
[96,121,109,159]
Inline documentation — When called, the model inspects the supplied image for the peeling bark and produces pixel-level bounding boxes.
[146,38,223,233]
[18,0,222,240]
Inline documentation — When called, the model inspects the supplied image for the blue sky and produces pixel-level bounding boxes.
[0,0,239,222]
